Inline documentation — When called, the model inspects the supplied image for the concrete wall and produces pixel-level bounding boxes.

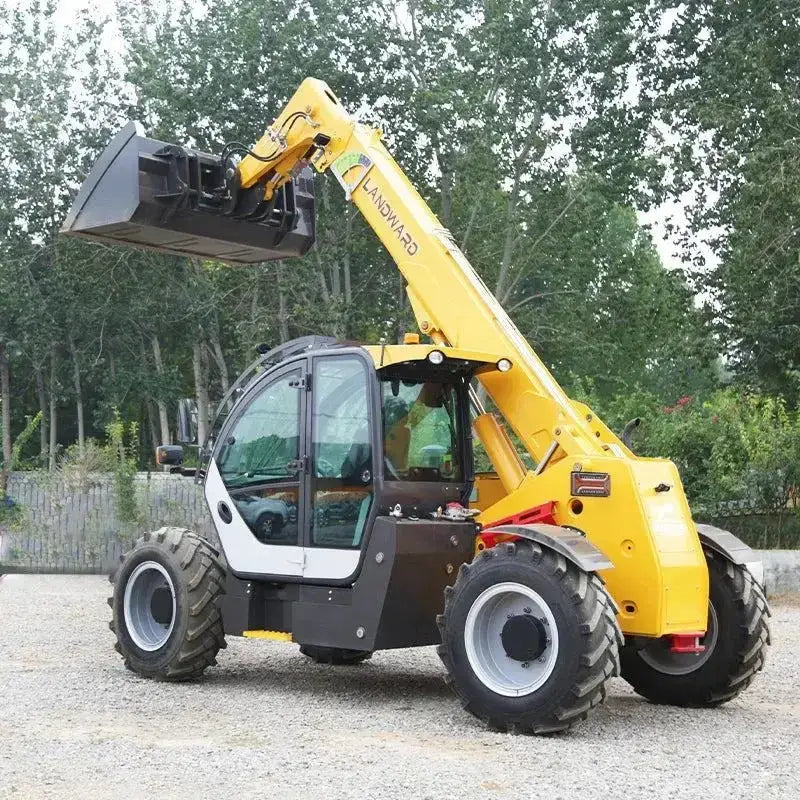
[758,550,800,597]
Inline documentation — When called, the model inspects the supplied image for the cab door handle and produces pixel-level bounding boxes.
[217,501,233,524]
[285,456,308,475]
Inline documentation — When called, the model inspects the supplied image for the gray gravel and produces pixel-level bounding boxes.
[1,574,798,800]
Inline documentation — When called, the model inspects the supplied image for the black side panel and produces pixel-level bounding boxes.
[222,575,299,636]
[292,517,475,651]
[221,574,264,635]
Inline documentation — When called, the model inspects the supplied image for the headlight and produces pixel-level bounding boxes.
[427,350,445,365]
[497,358,512,372]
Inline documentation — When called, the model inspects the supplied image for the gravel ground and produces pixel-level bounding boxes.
[0,574,798,800]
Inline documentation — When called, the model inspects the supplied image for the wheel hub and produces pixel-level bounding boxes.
[123,561,176,652]
[464,581,559,697]
[150,587,173,625]
[500,614,547,662]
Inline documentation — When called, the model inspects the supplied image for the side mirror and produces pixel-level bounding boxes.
[156,444,184,466]
[177,398,198,444]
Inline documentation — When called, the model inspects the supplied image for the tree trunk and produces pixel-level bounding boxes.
[67,334,85,456]
[49,346,58,472]
[208,330,230,398]
[35,365,49,464]
[192,339,210,446]
[108,352,117,400]
[341,205,354,339]
[276,261,290,343]
[150,335,171,444]
[439,156,452,227]
[249,282,260,336]
[145,399,160,454]
[394,273,409,344]
[0,342,11,498]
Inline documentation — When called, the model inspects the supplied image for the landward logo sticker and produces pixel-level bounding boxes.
[331,151,373,199]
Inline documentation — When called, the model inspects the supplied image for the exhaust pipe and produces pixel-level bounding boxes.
[61,121,315,264]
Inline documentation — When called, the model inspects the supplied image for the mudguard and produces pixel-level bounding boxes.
[696,523,765,587]
[487,524,614,573]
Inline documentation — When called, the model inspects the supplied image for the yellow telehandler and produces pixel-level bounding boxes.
[62,78,769,733]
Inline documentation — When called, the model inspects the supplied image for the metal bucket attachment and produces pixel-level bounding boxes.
[61,121,315,264]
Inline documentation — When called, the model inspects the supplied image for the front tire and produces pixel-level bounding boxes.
[108,527,227,680]
[437,541,622,734]
[620,553,770,706]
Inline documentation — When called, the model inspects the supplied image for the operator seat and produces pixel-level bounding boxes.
[383,396,411,476]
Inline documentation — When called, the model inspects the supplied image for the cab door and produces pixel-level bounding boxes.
[303,353,376,581]
[205,362,307,577]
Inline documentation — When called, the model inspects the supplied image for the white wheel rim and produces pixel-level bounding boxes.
[464,581,560,697]
[123,561,176,652]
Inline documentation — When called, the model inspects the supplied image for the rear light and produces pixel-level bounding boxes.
[570,471,610,497]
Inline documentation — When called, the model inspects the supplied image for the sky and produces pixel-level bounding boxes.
[46,0,709,276]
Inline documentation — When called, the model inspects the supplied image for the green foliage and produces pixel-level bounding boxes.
[8,413,42,472]
[52,440,110,492]
[0,412,42,511]
[0,0,718,463]
[105,409,139,526]
[577,383,800,526]
[642,1,800,401]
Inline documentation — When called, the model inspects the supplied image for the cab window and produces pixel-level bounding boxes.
[217,369,300,488]
[311,356,373,548]
[381,378,462,482]
[215,367,302,546]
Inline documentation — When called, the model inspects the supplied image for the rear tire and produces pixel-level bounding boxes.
[299,645,372,665]
[437,541,622,734]
[108,527,227,680]
[620,553,770,706]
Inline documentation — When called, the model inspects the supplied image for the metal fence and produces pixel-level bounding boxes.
[695,510,800,550]
[0,471,215,574]
[2,470,797,574]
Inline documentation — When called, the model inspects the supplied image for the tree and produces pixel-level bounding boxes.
[642,1,800,400]
[0,0,728,469]
[0,0,128,461]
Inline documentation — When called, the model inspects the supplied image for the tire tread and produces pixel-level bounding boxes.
[108,526,226,681]
[437,541,622,735]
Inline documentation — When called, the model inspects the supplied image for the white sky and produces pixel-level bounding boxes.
[47,0,708,275]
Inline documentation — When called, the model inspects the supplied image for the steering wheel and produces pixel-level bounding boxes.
[316,457,339,478]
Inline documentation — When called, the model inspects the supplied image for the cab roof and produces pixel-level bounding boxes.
[245,336,510,377]
[362,343,508,374]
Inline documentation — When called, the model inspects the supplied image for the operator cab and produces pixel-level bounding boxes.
[202,337,507,584]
